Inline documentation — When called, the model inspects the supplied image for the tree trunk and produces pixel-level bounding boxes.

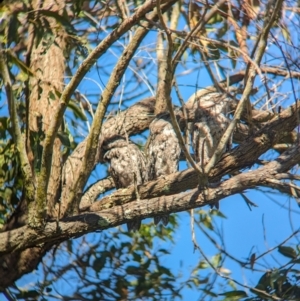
[0,0,66,288]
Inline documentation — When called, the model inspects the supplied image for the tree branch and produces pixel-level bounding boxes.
[66,62,300,204]
[63,16,151,216]
[1,143,299,256]
[86,103,300,212]
[64,92,299,215]
[80,177,115,209]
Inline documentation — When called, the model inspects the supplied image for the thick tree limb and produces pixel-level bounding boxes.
[0,246,48,291]
[75,100,299,210]
[1,102,298,287]
[86,102,300,212]
[2,67,297,287]
[265,177,300,200]
[1,144,299,257]
[29,1,67,227]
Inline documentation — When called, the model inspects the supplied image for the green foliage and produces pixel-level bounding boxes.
[9,226,183,300]
[278,246,298,259]
[248,268,300,300]
[219,290,248,300]
[0,118,22,224]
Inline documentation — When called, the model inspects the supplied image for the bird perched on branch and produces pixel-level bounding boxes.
[192,92,232,208]
[147,113,181,226]
[104,136,148,231]
[192,92,231,165]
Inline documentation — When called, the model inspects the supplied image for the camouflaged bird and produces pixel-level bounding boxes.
[104,137,148,231]
[192,92,231,165]
[192,92,232,208]
[147,113,181,226]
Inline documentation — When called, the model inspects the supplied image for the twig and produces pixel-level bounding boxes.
[204,0,284,175]
[156,0,207,185]
[173,79,190,149]
[187,35,264,81]
[269,30,299,138]
[255,228,300,263]
[196,219,248,267]
[190,207,197,252]
[172,0,228,71]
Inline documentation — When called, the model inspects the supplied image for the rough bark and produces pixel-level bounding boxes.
[1,143,299,260]
[27,0,66,223]
[0,1,179,287]
[0,0,67,289]
[84,102,300,212]
[1,100,298,289]
[57,96,299,212]
[3,104,300,254]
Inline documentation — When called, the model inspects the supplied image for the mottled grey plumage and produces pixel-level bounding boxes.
[147,113,181,225]
[192,92,231,208]
[192,92,231,165]
[104,137,148,231]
